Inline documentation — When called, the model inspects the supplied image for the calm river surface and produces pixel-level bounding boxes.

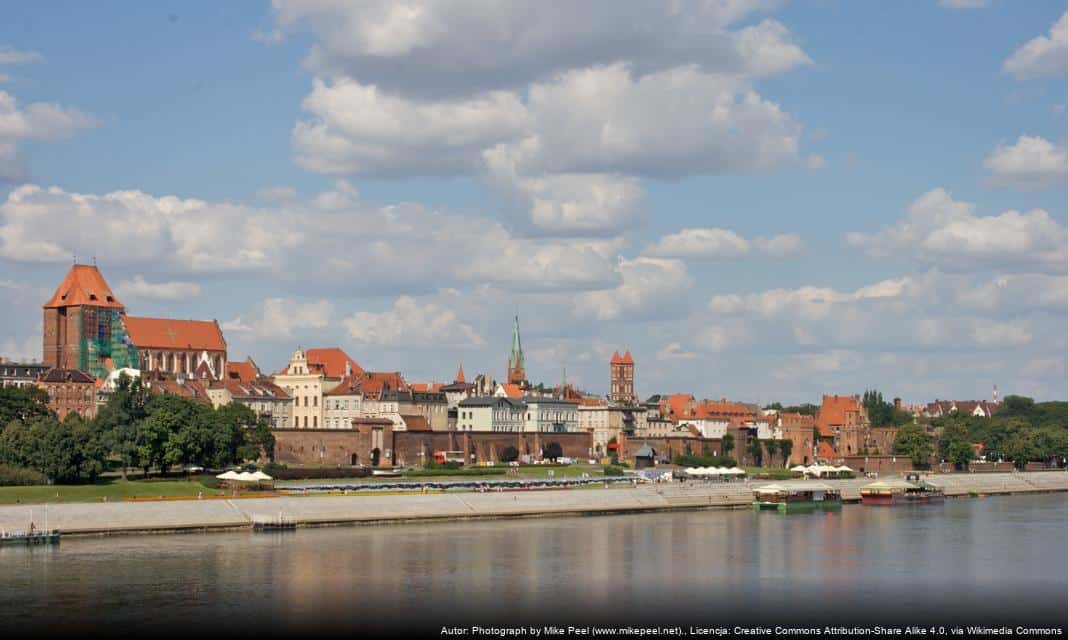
[3,493,1067,634]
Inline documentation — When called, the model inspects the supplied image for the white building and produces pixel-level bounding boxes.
[523,397,579,433]
[457,396,526,432]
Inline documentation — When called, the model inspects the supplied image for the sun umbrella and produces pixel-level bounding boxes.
[216,471,241,480]
[250,471,273,481]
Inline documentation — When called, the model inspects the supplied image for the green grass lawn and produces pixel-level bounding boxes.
[275,463,612,486]
[0,478,225,505]
[743,467,803,480]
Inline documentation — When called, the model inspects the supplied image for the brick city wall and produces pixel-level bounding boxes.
[273,428,594,467]
[619,435,724,464]
[841,455,915,473]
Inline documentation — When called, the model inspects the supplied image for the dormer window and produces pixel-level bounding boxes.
[88,294,97,300]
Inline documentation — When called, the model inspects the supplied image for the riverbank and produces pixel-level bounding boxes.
[1,471,1066,537]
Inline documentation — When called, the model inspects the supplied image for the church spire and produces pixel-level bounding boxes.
[507,315,525,385]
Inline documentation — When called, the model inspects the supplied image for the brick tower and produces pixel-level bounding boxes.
[609,349,634,405]
[42,263,127,372]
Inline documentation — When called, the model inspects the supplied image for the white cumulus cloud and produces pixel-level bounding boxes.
[1004,11,1068,79]
[984,135,1068,189]
[345,296,485,348]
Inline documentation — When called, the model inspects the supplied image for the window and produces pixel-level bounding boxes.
[314,416,318,428]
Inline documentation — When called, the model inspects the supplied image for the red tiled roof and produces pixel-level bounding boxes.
[660,394,696,420]
[456,364,465,383]
[500,383,523,399]
[226,357,260,382]
[610,350,623,365]
[38,368,95,384]
[44,264,124,309]
[694,401,752,420]
[123,316,226,351]
[818,441,836,461]
[815,394,861,436]
[304,348,364,378]
[210,378,289,399]
[622,350,634,365]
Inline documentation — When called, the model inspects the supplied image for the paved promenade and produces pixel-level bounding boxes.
[1,471,1066,537]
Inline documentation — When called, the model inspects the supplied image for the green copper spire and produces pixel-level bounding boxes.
[507,315,525,384]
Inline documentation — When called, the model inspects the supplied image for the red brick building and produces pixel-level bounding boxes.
[36,368,97,420]
[609,350,635,405]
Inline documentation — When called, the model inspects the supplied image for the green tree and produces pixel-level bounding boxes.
[0,386,53,426]
[939,420,975,470]
[893,423,933,467]
[763,439,779,468]
[1004,431,1038,470]
[721,433,734,458]
[779,439,794,468]
[746,436,763,467]
[94,374,152,478]
[863,389,897,427]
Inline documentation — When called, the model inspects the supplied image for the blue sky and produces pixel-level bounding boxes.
[3,1,1068,404]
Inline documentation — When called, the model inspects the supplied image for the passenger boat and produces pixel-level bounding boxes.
[752,482,842,513]
[0,529,61,545]
[860,476,945,506]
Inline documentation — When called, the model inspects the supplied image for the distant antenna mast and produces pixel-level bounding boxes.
[993,384,998,404]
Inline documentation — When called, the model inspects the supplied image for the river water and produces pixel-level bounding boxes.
[2,493,1067,634]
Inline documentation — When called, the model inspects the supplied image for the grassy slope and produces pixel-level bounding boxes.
[0,478,224,505]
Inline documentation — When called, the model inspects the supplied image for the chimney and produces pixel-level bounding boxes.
[345,360,351,378]
[894,397,902,410]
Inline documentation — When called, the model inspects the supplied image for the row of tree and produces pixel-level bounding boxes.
[892,395,1068,469]
[0,376,274,484]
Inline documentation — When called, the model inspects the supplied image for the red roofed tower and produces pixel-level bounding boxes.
[610,349,635,405]
[43,263,131,374]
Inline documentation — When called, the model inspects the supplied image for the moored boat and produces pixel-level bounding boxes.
[752,482,842,513]
[860,476,945,506]
[0,529,61,545]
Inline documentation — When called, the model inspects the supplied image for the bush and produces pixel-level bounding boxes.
[405,468,506,477]
[603,465,625,477]
[0,464,48,486]
[424,459,464,471]
[673,454,737,468]
[267,467,373,480]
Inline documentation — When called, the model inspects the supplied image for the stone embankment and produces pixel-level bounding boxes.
[1,471,1066,537]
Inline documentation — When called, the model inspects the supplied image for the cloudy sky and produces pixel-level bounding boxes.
[3,1,1068,404]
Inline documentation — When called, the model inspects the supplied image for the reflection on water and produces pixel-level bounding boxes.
[2,494,1067,632]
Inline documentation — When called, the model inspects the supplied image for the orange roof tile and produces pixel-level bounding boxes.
[610,350,623,365]
[815,394,862,436]
[500,383,523,399]
[304,348,364,378]
[226,357,260,382]
[660,394,696,420]
[44,264,124,309]
[818,441,837,461]
[456,364,465,383]
[694,401,753,419]
[622,350,634,365]
[123,316,226,351]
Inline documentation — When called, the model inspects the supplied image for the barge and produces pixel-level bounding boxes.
[0,529,60,545]
[752,482,842,513]
[860,476,945,506]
